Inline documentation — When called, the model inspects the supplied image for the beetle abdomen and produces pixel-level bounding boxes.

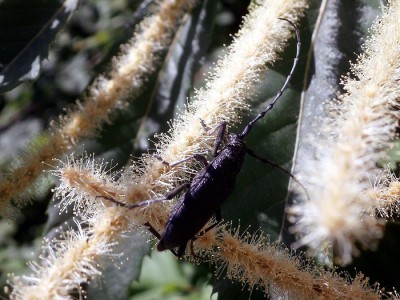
[159,139,246,250]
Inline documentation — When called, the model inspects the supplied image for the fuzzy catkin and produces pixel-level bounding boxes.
[0,0,197,218]
[207,228,379,300]
[9,1,311,299]
[290,0,400,265]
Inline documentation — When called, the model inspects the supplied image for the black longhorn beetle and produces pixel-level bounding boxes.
[100,18,302,257]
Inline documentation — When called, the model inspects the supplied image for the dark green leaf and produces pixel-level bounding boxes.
[212,6,316,297]
[87,232,151,300]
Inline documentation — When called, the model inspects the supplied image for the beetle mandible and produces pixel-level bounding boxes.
[101,18,301,257]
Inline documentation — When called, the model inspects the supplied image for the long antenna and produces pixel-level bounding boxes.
[239,18,300,138]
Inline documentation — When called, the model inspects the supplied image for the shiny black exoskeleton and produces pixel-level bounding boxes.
[157,133,246,256]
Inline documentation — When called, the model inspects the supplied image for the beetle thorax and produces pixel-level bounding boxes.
[228,133,243,145]
[224,133,246,163]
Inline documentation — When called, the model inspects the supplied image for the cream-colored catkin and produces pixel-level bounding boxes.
[9,1,310,299]
[290,0,400,265]
[205,228,380,300]
[0,0,197,218]
[51,154,125,217]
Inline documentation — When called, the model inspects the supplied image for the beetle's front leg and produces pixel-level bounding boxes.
[212,122,227,157]
[200,120,228,157]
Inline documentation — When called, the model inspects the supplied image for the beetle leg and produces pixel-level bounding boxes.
[212,122,227,157]
[246,148,284,170]
[143,222,161,239]
[143,222,180,257]
[97,183,190,209]
[177,244,187,257]
[187,210,223,261]
[145,221,202,259]
[199,120,228,157]
[196,208,222,238]
[199,119,225,136]
[199,119,211,132]
[154,154,207,168]
[189,240,205,260]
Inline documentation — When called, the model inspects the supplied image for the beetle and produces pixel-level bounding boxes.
[101,18,302,257]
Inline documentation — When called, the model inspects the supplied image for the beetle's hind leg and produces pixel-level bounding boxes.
[143,222,181,257]
[188,208,223,261]
[196,208,222,238]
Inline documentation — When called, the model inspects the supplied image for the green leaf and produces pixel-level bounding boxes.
[0,0,78,92]
[214,0,384,297]
[212,25,307,300]
[130,250,215,300]
[86,232,151,300]
[211,5,313,297]
[222,69,301,236]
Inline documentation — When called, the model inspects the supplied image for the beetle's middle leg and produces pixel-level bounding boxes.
[97,183,189,210]
[246,148,292,176]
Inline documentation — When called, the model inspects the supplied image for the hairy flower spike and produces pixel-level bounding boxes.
[290,0,400,265]
[11,0,309,297]
[209,226,379,300]
[51,153,125,217]
[0,0,198,218]
[9,219,118,300]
